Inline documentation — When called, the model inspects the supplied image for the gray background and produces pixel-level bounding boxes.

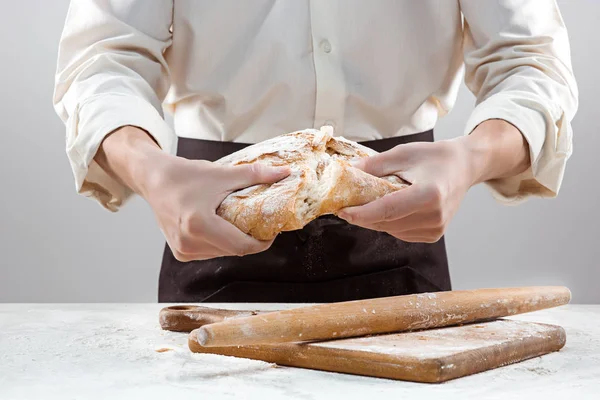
[0,1,597,303]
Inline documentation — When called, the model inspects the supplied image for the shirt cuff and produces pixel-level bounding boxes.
[66,93,177,211]
[463,92,572,205]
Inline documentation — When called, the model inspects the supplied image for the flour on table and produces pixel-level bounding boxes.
[311,319,560,359]
[1,304,598,399]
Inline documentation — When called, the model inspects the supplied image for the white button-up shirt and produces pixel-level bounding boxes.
[53,0,578,211]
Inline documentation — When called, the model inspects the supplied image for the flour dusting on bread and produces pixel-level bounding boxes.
[216,127,409,240]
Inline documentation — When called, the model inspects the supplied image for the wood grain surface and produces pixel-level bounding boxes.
[185,313,566,383]
[191,286,570,347]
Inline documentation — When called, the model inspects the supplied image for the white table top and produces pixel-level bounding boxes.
[0,304,598,399]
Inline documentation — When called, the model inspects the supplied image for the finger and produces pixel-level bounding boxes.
[390,235,437,244]
[172,249,224,262]
[166,224,236,260]
[204,216,274,257]
[166,228,225,262]
[223,163,291,192]
[173,238,231,259]
[180,211,273,256]
[338,184,425,225]
[356,211,443,233]
[390,228,445,243]
[352,145,410,177]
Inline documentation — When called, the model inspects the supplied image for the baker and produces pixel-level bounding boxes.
[53,1,578,303]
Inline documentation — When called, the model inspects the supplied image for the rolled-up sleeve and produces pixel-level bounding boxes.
[53,0,176,211]
[460,0,578,204]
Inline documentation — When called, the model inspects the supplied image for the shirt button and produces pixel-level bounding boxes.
[321,39,332,53]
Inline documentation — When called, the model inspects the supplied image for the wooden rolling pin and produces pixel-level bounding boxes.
[193,286,571,347]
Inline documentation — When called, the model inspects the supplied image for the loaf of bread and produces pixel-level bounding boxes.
[215,127,409,240]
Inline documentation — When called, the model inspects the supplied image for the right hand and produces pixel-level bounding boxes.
[142,155,290,261]
[97,126,290,261]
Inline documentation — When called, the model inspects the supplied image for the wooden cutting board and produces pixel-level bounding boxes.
[161,306,566,383]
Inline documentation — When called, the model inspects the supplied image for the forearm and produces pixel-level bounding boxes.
[95,126,164,196]
[458,119,531,187]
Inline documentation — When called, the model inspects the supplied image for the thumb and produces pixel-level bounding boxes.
[351,148,404,177]
[226,162,291,191]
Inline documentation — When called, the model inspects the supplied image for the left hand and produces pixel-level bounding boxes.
[338,139,475,243]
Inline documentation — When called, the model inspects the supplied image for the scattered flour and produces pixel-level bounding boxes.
[1,304,598,399]
[311,319,562,359]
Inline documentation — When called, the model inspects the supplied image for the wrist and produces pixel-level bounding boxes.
[457,119,531,186]
[95,126,166,196]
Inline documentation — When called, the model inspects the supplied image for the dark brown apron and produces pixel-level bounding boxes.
[159,130,451,303]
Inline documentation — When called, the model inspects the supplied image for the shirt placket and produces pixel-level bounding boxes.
[309,1,346,134]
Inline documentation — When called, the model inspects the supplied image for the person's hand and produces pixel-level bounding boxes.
[141,154,290,261]
[338,140,473,243]
[96,126,290,261]
[338,120,530,243]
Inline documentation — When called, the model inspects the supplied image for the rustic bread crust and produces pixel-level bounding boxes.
[215,127,409,240]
